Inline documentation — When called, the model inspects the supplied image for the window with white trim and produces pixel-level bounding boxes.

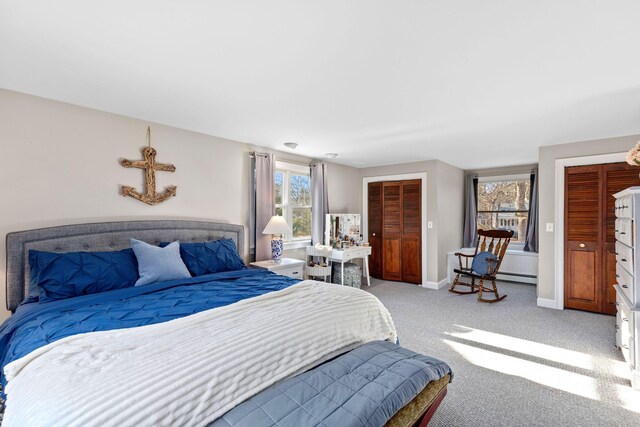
[477,174,530,245]
[275,161,312,245]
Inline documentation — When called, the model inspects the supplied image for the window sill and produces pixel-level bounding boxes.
[283,240,311,250]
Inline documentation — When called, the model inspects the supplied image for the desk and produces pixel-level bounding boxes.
[330,246,372,286]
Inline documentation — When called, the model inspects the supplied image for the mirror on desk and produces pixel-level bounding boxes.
[325,214,362,248]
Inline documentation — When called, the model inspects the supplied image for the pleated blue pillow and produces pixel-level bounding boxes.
[471,251,498,276]
[131,239,192,286]
[177,239,246,276]
[29,248,139,303]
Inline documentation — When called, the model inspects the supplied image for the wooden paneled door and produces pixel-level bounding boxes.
[382,182,403,281]
[401,180,422,283]
[368,182,383,278]
[565,165,602,313]
[603,163,640,313]
[564,162,639,314]
[368,180,422,284]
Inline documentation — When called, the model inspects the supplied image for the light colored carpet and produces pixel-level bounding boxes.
[364,279,640,427]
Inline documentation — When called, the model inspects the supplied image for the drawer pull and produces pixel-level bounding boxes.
[622,285,629,289]
[620,232,627,235]
[623,317,628,322]
[616,274,620,278]
[616,302,620,306]
[622,344,629,350]
[292,271,299,275]
[622,258,628,262]
[616,325,620,329]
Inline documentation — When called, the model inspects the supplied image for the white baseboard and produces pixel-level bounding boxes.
[424,278,448,290]
[537,297,560,309]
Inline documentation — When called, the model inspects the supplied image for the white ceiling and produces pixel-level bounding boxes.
[2,1,640,169]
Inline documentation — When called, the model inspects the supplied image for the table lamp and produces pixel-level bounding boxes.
[262,215,292,262]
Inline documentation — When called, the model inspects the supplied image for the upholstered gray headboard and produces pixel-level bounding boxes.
[5,220,245,312]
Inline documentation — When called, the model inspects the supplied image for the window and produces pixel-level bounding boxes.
[477,174,530,244]
[275,161,312,245]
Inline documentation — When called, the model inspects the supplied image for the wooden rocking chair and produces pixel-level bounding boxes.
[449,229,514,303]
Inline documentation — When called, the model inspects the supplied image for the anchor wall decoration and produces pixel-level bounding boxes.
[120,126,177,205]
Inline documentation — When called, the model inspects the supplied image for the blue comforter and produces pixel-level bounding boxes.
[0,269,299,393]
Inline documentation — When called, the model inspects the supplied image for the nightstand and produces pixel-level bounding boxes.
[249,258,305,279]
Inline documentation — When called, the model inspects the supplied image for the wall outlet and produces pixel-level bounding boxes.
[427,221,433,229]
[546,223,554,232]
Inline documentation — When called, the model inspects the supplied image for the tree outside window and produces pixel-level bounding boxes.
[275,162,312,243]
[477,176,530,244]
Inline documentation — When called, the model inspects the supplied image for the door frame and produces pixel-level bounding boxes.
[362,173,428,287]
[554,152,625,309]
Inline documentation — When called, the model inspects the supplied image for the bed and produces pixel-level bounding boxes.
[1,220,451,426]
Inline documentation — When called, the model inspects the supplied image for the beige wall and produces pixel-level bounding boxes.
[538,134,639,302]
[327,163,362,214]
[436,161,465,281]
[359,159,464,283]
[0,89,360,319]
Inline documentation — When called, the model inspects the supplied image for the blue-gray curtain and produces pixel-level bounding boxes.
[463,174,478,247]
[310,163,329,245]
[252,152,275,261]
[524,168,538,252]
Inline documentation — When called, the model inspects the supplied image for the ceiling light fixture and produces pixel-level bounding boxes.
[325,153,338,159]
[284,142,298,149]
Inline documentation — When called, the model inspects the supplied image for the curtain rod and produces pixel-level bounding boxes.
[249,152,318,168]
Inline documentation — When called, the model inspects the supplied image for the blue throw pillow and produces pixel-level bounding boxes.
[131,239,191,286]
[179,239,246,276]
[471,251,498,276]
[29,248,139,303]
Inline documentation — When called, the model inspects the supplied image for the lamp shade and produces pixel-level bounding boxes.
[263,215,292,235]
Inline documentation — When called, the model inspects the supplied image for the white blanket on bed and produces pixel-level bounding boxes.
[2,281,397,427]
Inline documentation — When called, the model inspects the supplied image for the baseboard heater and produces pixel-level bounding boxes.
[447,249,538,285]
[495,271,537,285]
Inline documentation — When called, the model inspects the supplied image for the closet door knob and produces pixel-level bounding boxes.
[372,233,376,236]
[579,243,586,248]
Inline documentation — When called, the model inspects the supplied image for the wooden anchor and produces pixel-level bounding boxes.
[120,126,177,205]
